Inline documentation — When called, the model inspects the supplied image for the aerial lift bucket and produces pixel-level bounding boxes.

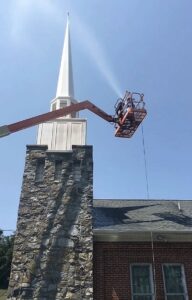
[114,92,147,138]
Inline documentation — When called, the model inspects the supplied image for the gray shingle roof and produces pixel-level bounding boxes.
[93,200,192,232]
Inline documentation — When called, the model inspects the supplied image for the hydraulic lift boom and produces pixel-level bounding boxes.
[0,91,147,139]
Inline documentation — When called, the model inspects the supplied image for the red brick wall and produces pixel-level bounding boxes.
[93,242,192,300]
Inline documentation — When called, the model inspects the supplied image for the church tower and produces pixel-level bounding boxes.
[8,18,93,300]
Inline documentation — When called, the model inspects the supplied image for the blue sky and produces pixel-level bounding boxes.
[0,0,192,232]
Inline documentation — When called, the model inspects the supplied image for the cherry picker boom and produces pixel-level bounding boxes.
[0,91,147,139]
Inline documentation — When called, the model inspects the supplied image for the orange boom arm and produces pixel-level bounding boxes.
[0,92,147,139]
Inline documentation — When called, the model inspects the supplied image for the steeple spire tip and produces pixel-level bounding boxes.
[56,14,74,99]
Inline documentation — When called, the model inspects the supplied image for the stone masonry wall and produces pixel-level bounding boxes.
[8,145,93,300]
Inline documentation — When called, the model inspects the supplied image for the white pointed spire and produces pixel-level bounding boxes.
[37,15,87,150]
[56,14,74,98]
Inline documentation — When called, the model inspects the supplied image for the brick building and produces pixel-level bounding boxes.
[93,200,192,300]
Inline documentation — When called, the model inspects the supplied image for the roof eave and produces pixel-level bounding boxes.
[93,230,192,242]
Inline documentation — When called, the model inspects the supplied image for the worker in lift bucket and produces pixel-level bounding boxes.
[116,100,124,118]
[126,93,135,110]
[115,101,124,127]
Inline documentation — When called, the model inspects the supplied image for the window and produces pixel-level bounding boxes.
[71,111,76,118]
[131,264,154,300]
[54,160,62,180]
[73,161,81,182]
[60,100,67,109]
[163,264,188,300]
[35,159,45,182]
[52,103,56,111]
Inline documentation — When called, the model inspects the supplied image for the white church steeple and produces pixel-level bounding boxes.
[56,15,74,98]
[50,15,78,117]
[37,16,86,150]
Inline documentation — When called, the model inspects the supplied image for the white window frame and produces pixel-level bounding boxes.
[162,263,188,300]
[130,263,155,300]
